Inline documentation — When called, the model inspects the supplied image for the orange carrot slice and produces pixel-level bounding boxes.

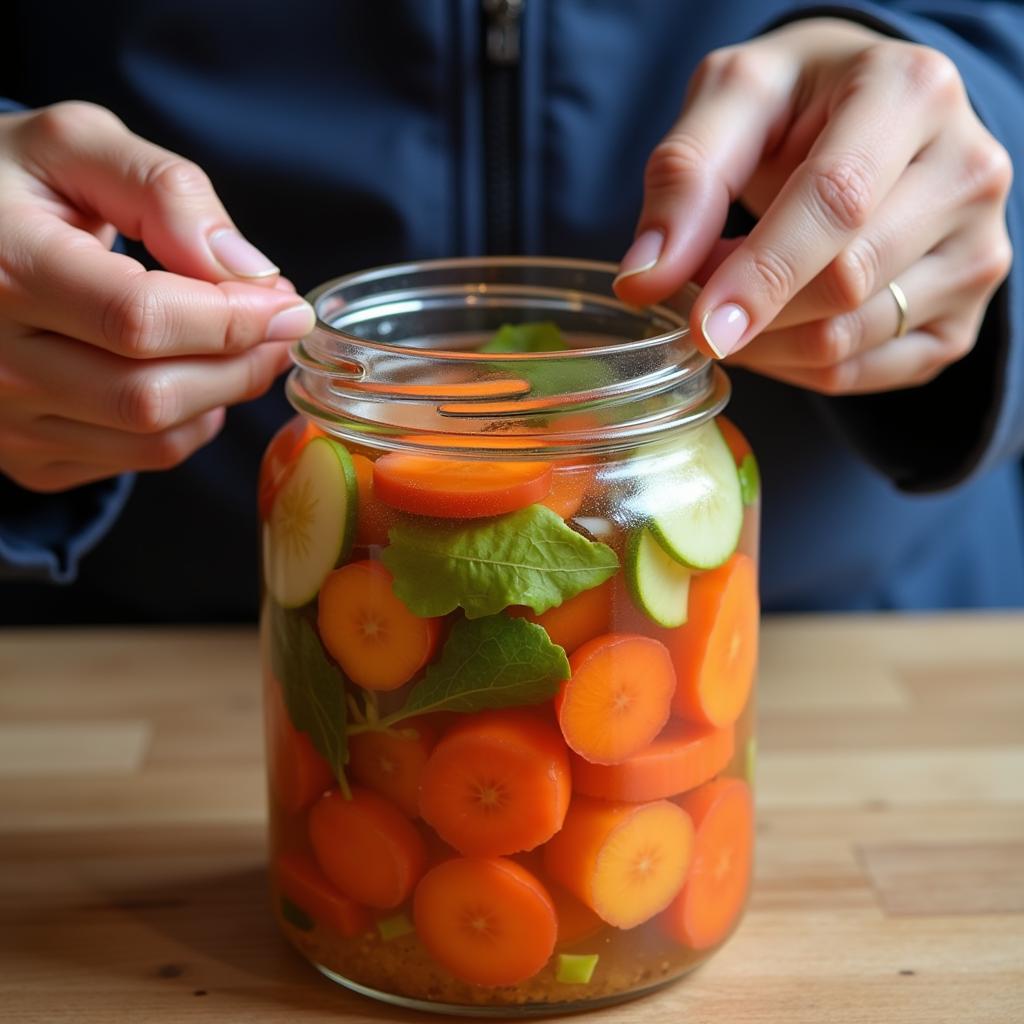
[373,451,552,519]
[542,796,693,929]
[264,671,333,814]
[418,709,570,856]
[317,560,442,692]
[555,634,676,764]
[351,453,391,547]
[275,851,372,938]
[508,579,612,654]
[570,720,735,803]
[549,883,604,946]
[716,416,752,465]
[258,418,323,521]
[413,856,557,986]
[659,778,754,949]
[349,717,437,818]
[668,553,758,728]
[308,786,427,909]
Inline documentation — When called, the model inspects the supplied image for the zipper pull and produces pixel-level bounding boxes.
[482,0,524,66]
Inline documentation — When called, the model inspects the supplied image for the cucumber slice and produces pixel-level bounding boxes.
[626,528,691,627]
[646,422,743,570]
[264,436,357,608]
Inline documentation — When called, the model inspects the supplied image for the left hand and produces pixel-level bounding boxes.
[613,18,1013,394]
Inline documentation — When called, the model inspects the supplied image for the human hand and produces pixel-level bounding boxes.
[614,18,1013,395]
[0,102,314,492]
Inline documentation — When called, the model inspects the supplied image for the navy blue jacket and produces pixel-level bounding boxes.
[2,1,1023,622]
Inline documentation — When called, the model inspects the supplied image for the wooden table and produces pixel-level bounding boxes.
[1,616,1022,1023]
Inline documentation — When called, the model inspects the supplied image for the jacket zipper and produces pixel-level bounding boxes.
[481,0,523,254]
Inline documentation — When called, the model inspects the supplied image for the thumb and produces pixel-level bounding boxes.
[22,101,280,285]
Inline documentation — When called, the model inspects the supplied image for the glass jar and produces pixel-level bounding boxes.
[259,258,759,1015]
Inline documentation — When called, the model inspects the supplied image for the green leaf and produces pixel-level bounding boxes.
[382,504,619,619]
[268,601,349,788]
[397,615,569,719]
[479,321,568,353]
[738,453,761,506]
[280,897,315,932]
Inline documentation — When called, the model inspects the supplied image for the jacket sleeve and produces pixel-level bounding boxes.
[0,96,136,583]
[765,2,1024,493]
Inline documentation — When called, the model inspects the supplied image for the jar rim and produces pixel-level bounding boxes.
[288,257,729,456]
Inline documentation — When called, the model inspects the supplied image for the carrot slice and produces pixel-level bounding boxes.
[349,717,437,818]
[542,796,693,929]
[541,463,596,520]
[668,553,758,728]
[264,671,333,814]
[308,786,427,909]
[556,634,676,765]
[659,778,754,950]
[413,856,557,986]
[716,416,752,465]
[318,560,442,692]
[549,883,604,946]
[258,418,323,521]
[418,709,570,856]
[570,720,735,803]
[508,579,612,655]
[350,453,391,547]
[275,851,372,938]
[373,451,552,519]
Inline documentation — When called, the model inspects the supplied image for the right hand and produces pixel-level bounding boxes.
[0,101,316,493]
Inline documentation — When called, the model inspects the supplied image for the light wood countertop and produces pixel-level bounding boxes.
[1,614,1022,1022]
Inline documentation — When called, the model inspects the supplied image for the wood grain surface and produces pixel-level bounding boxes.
[1,615,1022,1023]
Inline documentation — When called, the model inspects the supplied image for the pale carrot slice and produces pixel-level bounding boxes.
[668,553,758,728]
[556,633,676,764]
[413,857,557,986]
[570,720,735,802]
[317,560,442,692]
[542,796,694,929]
[308,786,426,909]
[659,778,754,949]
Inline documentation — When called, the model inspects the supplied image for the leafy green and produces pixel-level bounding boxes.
[480,321,568,353]
[268,601,348,789]
[280,897,315,932]
[396,615,569,719]
[382,504,619,619]
[479,321,614,398]
[738,453,761,506]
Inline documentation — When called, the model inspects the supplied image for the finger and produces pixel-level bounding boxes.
[730,252,950,368]
[771,123,1007,329]
[693,46,957,358]
[733,211,1011,372]
[3,408,226,493]
[613,46,798,306]
[4,216,315,357]
[4,331,291,432]
[19,101,279,283]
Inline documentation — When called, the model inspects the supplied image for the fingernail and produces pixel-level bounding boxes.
[615,229,664,283]
[208,228,279,279]
[266,302,316,341]
[700,303,749,359]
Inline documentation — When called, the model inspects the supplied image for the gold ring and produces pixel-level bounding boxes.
[888,280,909,338]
